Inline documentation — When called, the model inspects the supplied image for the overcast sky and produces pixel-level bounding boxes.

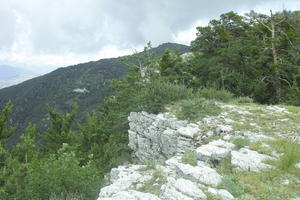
[0,0,299,73]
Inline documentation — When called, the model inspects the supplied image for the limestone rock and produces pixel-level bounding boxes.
[176,162,222,186]
[99,165,151,198]
[207,187,234,200]
[98,190,161,200]
[173,178,207,199]
[128,112,201,161]
[231,148,273,172]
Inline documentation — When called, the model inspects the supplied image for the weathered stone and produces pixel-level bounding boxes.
[173,178,207,199]
[99,165,151,198]
[231,148,273,172]
[128,112,201,161]
[98,190,161,200]
[207,187,234,200]
[176,162,222,186]
[196,144,230,161]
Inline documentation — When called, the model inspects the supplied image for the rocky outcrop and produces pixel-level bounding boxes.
[128,112,203,161]
[98,104,300,200]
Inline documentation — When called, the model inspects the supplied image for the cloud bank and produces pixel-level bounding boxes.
[0,0,299,71]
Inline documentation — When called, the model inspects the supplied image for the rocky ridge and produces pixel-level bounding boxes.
[97,103,300,200]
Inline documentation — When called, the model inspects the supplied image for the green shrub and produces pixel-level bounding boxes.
[181,151,197,166]
[277,142,300,170]
[198,88,234,103]
[232,137,250,149]
[235,96,254,104]
[175,97,222,121]
[24,147,102,200]
[141,80,194,114]
[220,175,245,197]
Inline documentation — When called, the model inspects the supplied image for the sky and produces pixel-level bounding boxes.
[0,0,299,73]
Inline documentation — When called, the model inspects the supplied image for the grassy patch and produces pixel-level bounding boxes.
[276,142,300,170]
[175,97,222,121]
[235,169,298,199]
[232,137,250,149]
[233,96,254,104]
[219,175,245,197]
[198,88,234,103]
[181,151,197,166]
[139,169,166,195]
[216,157,232,175]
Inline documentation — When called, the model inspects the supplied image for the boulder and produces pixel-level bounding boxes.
[207,187,234,200]
[231,148,273,172]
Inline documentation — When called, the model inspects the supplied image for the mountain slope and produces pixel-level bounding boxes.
[0,43,189,146]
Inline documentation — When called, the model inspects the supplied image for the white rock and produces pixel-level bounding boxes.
[160,184,194,200]
[99,165,151,198]
[176,162,222,186]
[173,178,207,199]
[243,132,274,142]
[208,139,235,149]
[295,162,300,168]
[98,190,161,200]
[196,144,230,161]
[216,125,233,134]
[231,148,273,172]
[266,106,289,113]
[207,187,234,200]
[282,179,290,185]
[177,126,200,138]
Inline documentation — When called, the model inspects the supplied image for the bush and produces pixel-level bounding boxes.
[181,151,197,166]
[175,97,222,121]
[235,96,254,104]
[220,175,245,197]
[232,137,250,149]
[198,88,234,103]
[141,80,194,114]
[277,142,300,170]
[24,146,102,200]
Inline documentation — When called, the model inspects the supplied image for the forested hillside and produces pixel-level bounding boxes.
[0,43,189,147]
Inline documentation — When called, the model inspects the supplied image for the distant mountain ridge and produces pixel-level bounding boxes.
[0,43,189,147]
[0,65,38,89]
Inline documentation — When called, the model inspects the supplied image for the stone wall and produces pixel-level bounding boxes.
[128,112,204,161]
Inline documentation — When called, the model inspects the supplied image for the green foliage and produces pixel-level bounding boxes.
[220,175,245,197]
[181,151,197,166]
[189,11,300,104]
[42,104,78,153]
[198,88,234,103]
[0,101,15,144]
[237,194,257,200]
[232,137,250,149]
[24,145,101,200]
[276,142,300,170]
[175,97,222,121]
[12,124,38,163]
[234,96,254,104]
[140,80,194,114]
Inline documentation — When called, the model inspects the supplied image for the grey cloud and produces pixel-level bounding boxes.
[0,0,292,55]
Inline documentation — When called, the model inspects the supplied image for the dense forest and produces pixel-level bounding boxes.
[0,10,299,199]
